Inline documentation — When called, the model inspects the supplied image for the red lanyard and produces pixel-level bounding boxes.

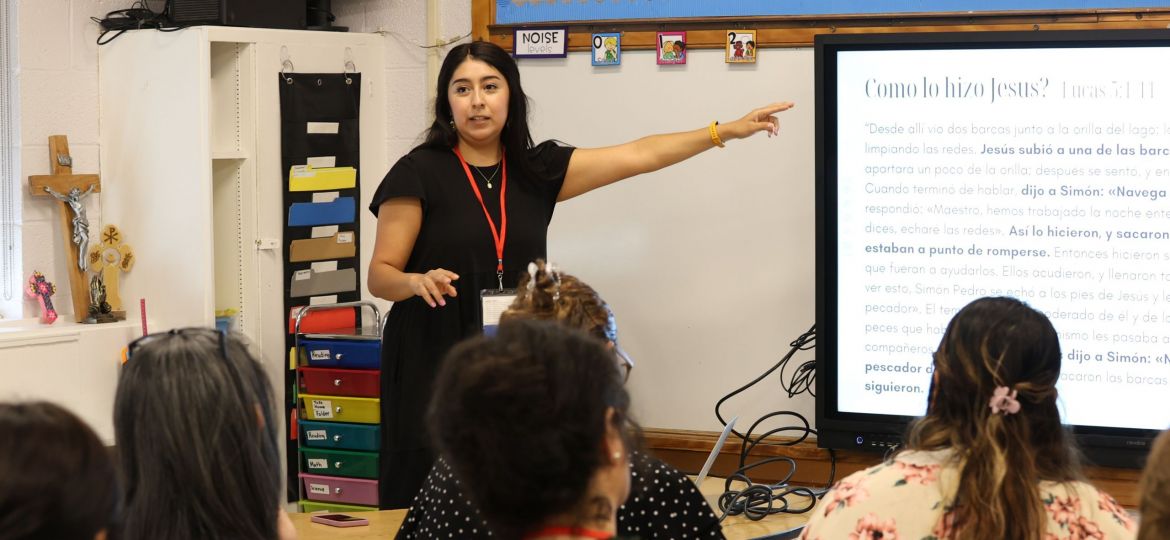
[522,526,614,540]
[454,147,508,290]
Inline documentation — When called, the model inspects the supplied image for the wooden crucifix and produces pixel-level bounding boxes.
[28,135,101,323]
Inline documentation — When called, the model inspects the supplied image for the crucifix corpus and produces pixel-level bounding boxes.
[28,135,101,323]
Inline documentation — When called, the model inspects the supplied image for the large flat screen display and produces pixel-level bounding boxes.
[816,30,1170,466]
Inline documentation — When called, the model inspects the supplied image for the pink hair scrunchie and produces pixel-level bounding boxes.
[989,386,1021,415]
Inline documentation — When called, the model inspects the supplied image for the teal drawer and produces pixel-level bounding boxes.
[300,447,379,479]
[299,420,380,452]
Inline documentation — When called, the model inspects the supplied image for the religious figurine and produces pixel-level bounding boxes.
[86,274,116,323]
[25,271,58,324]
[44,184,96,272]
[87,224,135,311]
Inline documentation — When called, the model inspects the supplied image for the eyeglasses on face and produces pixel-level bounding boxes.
[614,347,634,383]
[125,327,228,362]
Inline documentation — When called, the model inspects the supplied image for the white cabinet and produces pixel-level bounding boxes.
[98,26,386,436]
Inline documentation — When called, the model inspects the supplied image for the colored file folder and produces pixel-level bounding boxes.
[288,305,358,334]
[290,232,357,262]
[288,197,355,227]
[290,268,358,298]
[289,165,357,192]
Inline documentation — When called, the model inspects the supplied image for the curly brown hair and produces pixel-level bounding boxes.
[501,259,615,345]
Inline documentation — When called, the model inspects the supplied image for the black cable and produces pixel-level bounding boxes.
[708,324,835,525]
[93,0,182,46]
[715,324,815,439]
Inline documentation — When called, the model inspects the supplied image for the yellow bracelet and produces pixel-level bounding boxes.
[709,121,725,148]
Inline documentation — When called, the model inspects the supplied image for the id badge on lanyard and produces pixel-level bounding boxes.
[481,289,517,336]
[454,147,514,334]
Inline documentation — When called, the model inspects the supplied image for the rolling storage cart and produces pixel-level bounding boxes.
[293,301,383,512]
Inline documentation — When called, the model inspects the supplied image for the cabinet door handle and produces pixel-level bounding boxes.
[334,487,343,495]
[334,461,344,469]
[335,353,344,361]
[333,379,343,387]
[333,434,343,442]
[335,406,343,414]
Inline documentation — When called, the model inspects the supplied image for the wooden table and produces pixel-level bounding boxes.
[292,478,812,540]
[291,509,406,540]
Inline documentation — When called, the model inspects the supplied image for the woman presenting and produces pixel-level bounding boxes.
[368,40,792,509]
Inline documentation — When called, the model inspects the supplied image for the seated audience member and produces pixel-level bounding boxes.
[430,319,635,539]
[397,261,723,539]
[114,328,295,540]
[802,297,1135,540]
[0,401,119,540]
[1139,430,1170,540]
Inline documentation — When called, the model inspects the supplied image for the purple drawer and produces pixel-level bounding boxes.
[299,473,379,507]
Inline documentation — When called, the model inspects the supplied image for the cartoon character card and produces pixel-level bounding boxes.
[726,30,757,64]
[592,33,621,66]
[657,31,686,65]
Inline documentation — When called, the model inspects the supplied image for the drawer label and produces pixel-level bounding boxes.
[306,429,327,441]
[308,483,330,495]
[307,458,328,469]
[311,399,333,419]
[310,349,331,361]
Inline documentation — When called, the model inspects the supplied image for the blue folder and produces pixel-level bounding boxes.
[288,197,355,227]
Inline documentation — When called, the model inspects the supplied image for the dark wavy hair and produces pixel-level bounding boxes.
[418,40,542,180]
[0,401,119,540]
[429,319,637,539]
[905,297,1082,540]
[115,329,281,540]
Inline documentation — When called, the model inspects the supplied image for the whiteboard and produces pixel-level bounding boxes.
[521,48,818,432]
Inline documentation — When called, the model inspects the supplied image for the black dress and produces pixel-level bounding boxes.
[395,453,726,539]
[368,142,575,509]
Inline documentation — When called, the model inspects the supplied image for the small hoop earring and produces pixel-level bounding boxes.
[448,119,455,130]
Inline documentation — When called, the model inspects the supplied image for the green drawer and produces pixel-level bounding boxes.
[299,500,378,513]
[300,447,379,479]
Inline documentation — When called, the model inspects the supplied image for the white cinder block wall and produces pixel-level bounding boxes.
[11,0,470,319]
[15,0,121,319]
[332,0,472,166]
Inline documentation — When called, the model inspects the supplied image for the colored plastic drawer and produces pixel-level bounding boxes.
[300,448,379,479]
[299,367,380,398]
[300,394,380,424]
[299,500,378,513]
[299,338,380,369]
[300,473,379,506]
[299,420,381,452]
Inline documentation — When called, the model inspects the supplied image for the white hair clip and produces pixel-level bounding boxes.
[527,261,538,291]
[548,262,561,301]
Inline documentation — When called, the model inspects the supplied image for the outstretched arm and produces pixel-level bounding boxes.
[557,102,794,202]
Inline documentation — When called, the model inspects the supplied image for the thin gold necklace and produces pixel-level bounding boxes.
[471,163,500,189]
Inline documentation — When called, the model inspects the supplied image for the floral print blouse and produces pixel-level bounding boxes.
[801,449,1136,540]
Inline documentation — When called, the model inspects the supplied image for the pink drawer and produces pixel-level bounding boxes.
[299,367,380,398]
[299,473,379,507]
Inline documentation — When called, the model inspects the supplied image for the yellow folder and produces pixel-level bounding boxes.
[289,165,357,192]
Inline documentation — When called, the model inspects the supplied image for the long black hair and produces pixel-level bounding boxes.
[419,41,545,181]
[0,401,119,540]
[115,329,281,540]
